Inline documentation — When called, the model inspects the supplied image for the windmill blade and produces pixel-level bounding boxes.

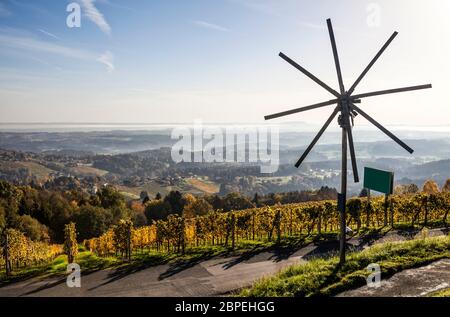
[346,124,359,182]
[295,106,340,168]
[350,103,414,154]
[352,84,432,99]
[264,99,338,120]
[326,19,345,94]
[347,32,398,95]
[279,52,340,98]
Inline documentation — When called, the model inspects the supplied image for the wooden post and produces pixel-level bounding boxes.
[366,188,371,228]
[339,125,347,265]
[276,209,281,243]
[389,196,394,227]
[231,214,236,250]
[4,231,11,276]
[252,211,255,241]
[181,217,186,255]
[384,194,388,227]
[127,226,131,262]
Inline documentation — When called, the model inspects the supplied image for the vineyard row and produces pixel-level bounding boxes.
[85,192,450,257]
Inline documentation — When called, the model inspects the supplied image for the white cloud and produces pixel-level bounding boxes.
[0,32,113,72]
[38,29,59,40]
[226,0,280,16]
[79,0,111,35]
[99,0,138,13]
[0,3,12,17]
[192,20,229,32]
[97,51,114,72]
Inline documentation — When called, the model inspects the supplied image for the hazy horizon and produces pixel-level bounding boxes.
[0,0,449,126]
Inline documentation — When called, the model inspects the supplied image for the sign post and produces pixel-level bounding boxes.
[363,167,394,227]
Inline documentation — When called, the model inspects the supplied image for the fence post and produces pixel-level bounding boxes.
[366,189,371,228]
[4,231,11,276]
[127,224,131,262]
[231,214,236,250]
[384,194,389,227]
[389,198,394,227]
[252,211,255,241]
[181,217,186,255]
[276,209,281,243]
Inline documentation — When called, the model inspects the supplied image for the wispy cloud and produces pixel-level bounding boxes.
[299,22,327,31]
[192,20,229,32]
[99,0,138,13]
[97,51,114,73]
[0,31,114,72]
[38,29,59,40]
[79,0,111,35]
[8,0,50,15]
[227,0,280,16]
[0,3,12,17]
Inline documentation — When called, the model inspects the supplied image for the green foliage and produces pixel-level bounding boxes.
[14,215,50,242]
[73,205,113,241]
[63,222,78,263]
[221,192,254,211]
[1,228,62,273]
[163,191,184,213]
[183,197,212,218]
[93,185,126,209]
[113,219,133,260]
[145,199,172,222]
[240,235,450,297]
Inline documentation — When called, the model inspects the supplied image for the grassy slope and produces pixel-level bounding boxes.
[429,288,450,297]
[240,235,450,297]
[0,250,120,285]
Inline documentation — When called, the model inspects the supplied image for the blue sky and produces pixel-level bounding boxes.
[0,0,448,125]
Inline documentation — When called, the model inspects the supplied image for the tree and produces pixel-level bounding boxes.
[95,185,125,209]
[252,193,260,207]
[140,191,149,203]
[183,197,212,218]
[347,199,362,232]
[73,205,113,240]
[155,192,162,200]
[64,222,78,264]
[40,192,74,242]
[132,212,148,227]
[422,180,439,194]
[15,215,50,242]
[145,200,172,222]
[222,193,254,211]
[0,181,22,226]
[113,219,133,261]
[442,179,450,192]
[164,191,184,213]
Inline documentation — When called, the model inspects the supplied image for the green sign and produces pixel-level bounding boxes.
[363,167,394,194]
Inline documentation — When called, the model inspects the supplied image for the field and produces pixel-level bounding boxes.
[68,165,109,177]
[0,161,53,181]
[118,177,220,199]
[185,177,220,194]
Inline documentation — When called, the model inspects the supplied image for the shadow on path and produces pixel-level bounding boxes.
[20,276,67,296]
[158,251,218,281]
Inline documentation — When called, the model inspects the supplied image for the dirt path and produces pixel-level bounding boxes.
[338,259,450,297]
